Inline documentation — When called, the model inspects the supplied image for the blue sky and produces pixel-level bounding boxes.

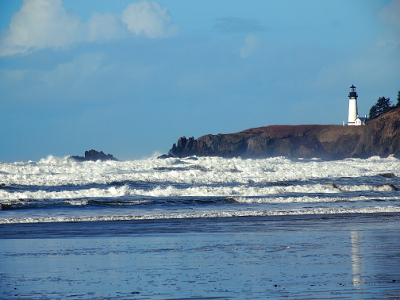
[1,0,399,162]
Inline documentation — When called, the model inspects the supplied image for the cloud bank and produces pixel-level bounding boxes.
[0,0,180,56]
[214,17,267,33]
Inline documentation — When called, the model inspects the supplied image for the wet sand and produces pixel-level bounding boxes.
[1,214,400,299]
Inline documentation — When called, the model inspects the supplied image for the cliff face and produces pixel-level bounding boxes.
[169,107,400,160]
[351,108,400,158]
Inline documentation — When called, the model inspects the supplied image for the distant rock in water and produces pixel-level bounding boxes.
[69,150,118,162]
[168,107,400,160]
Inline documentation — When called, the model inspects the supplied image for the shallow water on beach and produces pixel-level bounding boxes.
[1,215,400,299]
[1,156,400,298]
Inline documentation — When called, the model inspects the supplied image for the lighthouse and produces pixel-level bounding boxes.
[347,85,358,125]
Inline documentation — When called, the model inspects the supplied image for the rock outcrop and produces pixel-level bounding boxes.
[69,150,118,162]
[168,107,400,160]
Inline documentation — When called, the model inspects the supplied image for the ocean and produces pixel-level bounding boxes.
[1,155,400,299]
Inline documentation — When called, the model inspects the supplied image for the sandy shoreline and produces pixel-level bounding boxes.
[1,214,400,299]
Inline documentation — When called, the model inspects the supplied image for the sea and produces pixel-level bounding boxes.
[1,155,400,299]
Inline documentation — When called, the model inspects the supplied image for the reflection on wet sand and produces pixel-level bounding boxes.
[351,230,363,287]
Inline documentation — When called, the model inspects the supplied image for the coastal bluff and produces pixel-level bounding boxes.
[168,107,400,160]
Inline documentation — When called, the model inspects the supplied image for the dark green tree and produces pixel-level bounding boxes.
[377,96,392,114]
[396,90,400,107]
[368,96,392,121]
[369,104,378,120]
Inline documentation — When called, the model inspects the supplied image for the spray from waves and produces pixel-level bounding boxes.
[2,206,400,224]
[1,155,399,187]
[1,156,400,224]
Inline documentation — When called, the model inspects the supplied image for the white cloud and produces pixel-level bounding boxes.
[0,0,180,56]
[240,34,258,58]
[0,0,81,56]
[121,1,180,39]
[85,11,127,43]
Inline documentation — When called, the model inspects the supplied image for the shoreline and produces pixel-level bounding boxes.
[1,212,400,237]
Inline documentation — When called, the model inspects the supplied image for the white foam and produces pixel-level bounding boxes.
[63,200,89,206]
[0,156,399,187]
[233,195,400,203]
[2,206,400,224]
[1,182,399,203]
[0,185,131,201]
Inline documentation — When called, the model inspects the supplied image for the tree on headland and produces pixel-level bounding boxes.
[396,90,400,107]
[369,105,378,120]
[369,96,393,121]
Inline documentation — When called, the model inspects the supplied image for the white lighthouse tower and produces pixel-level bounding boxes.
[347,85,358,125]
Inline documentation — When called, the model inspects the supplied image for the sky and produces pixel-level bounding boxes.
[0,0,399,162]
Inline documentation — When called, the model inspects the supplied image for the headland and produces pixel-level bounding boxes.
[167,107,400,160]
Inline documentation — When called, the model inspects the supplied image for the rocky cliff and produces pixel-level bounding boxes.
[351,107,400,158]
[168,107,400,160]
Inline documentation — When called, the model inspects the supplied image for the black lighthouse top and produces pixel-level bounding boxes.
[348,85,358,99]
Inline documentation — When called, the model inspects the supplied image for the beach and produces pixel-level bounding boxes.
[1,214,400,299]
